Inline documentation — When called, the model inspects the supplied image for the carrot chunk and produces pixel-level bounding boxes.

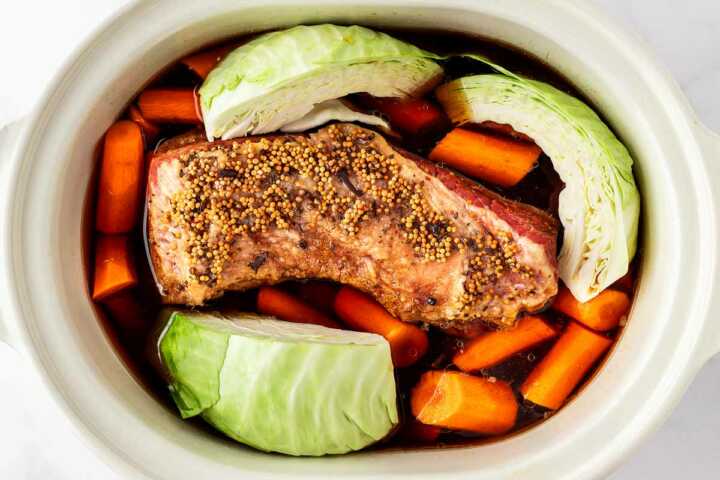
[95,121,145,233]
[296,281,339,314]
[552,286,631,331]
[358,95,450,136]
[411,370,517,435]
[138,89,202,124]
[92,235,137,301]
[181,44,236,79]
[453,315,557,372]
[128,105,160,142]
[520,321,613,410]
[333,286,428,368]
[479,120,535,143]
[429,128,541,187]
[257,286,341,329]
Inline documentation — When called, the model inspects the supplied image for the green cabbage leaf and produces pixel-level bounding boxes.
[200,24,443,140]
[279,99,389,133]
[158,311,398,456]
[436,59,640,301]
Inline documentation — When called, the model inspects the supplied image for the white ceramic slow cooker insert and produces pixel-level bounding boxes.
[1,1,720,479]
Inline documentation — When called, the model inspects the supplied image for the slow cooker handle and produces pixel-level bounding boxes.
[697,124,720,366]
[0,119,24,349]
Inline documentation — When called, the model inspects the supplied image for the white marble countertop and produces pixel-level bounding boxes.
[1,1,719,478]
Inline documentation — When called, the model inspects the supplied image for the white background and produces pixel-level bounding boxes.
[1,1,719,478]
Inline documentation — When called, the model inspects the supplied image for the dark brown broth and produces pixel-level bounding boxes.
[84,27,636,451]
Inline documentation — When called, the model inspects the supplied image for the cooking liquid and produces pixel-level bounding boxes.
[83,28,636,451]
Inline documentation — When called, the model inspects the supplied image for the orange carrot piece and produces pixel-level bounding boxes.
[411,370,517,435]
[479,121,535,143]
[181,44,236,79]
[358,95,450,136]
[128,105,160,142]
[429,128,541,187]
[257,286,341,329]
[552,286,631,331]
[453,315,557,372]
[520,321,613,410]
[92,235,137,301]
[138,89,202,124]
[95,121,145,233]
[333,286,429,368]
[296,281,339,314]
[400,419,442,443]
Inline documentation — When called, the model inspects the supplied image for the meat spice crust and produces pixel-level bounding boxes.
[150,124,558,330]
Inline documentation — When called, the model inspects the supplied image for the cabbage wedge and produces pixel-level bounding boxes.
[158,311,398,456]
[200,24,443,140]
[436,61,640,301]
[279,99,390,133]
